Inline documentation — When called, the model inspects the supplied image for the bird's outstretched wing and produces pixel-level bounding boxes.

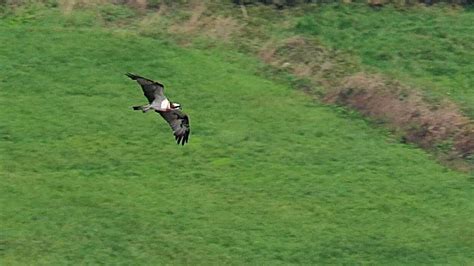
[158,109,190,145]
[125,73,165,103]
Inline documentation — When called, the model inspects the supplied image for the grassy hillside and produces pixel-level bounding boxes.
[135,2,473,162]
[1,8,473,264]
[294,4,474,115]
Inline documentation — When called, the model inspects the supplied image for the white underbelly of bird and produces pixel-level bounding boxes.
[149,98,171,111]
[159,99,171,110]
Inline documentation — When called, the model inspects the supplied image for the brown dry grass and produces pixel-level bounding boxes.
[259,36,359,88]
[168,1,205,34]
[58,0,110,14]
[325,73,474,163]
[259,36,473,170]
[58,0,104,14]
[167,1,242,43]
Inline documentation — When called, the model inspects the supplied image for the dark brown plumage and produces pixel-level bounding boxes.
[126,73,190,145]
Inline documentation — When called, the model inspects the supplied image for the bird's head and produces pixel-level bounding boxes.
[171,102,181,109]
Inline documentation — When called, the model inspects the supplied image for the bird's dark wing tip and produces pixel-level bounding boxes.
[174,132,189,146]
[125,72,137,80]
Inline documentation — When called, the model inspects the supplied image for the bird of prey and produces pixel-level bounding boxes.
[126,73,190,145]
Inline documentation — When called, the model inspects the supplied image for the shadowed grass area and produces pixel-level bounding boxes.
[295,4,474,115]
[1,10,473,264]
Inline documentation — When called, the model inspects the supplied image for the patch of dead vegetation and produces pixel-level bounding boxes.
[127,0,147,10]
[58,0,148,15]
[167,2,242,43]
[203,16,242,41]
[259,36,359,88]
[168,1,205,34]
[58,0,107,14]
[325,73,473,167]
[259,35,473,171]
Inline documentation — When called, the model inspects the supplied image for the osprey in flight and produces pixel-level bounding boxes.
[126,73,190,145]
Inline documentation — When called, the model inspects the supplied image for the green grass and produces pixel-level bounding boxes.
[1,9,473,264]
[295,4,474,115]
